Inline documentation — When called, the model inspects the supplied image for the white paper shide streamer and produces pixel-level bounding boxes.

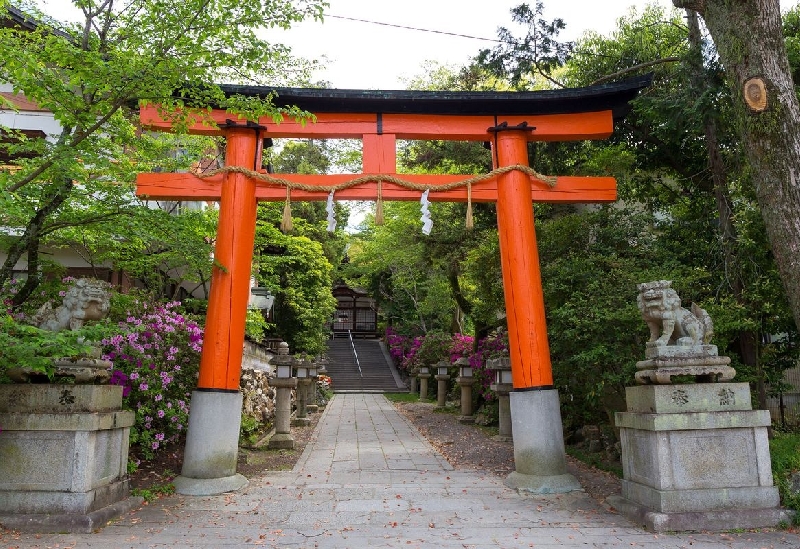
[419,189,432,235]
[326,191,337,233]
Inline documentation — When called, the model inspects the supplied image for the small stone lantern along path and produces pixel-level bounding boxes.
[135,76,650,495]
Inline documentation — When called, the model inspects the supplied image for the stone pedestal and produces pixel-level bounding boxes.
[491,382,513,441]
[0,385,141,533]
[611,383,791,532]
[636,344,736,385]
[268,377,297,450]
[292,378,311,427]
[435,374,450,408]
[457,377,475,423]
[418,373,431,401]
[409,370,418,393]
[505,389,581,494]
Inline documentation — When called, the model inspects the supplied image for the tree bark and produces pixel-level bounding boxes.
[0,177,74,305]
[675,0,800,331]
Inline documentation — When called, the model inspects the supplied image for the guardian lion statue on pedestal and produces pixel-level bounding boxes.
[32,278,111,332]
[636,280,713,347]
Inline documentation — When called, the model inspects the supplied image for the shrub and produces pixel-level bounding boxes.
[770,431,800,520]
[103,300,203,460]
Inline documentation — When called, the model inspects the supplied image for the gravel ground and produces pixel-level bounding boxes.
[392,400,623,507]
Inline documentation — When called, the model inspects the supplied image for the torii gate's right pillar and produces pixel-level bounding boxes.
[493,128,581,494]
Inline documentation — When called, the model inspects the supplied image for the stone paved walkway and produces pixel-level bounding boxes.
[3,393,799,548]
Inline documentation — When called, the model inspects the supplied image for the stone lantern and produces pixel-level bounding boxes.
[489,356,513,441]
[418,366,431,400]
[307,357,319,414]
[435,360,450,408]
[455,357,476,423]
[268,342,298,450]
[292,356,311,427]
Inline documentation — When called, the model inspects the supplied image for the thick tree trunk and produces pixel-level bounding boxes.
[675,0,800,331]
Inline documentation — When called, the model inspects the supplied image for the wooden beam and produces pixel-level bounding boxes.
[136,172,616,203]
[139,104,614,142]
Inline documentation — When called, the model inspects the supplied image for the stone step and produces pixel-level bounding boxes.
[325,339,405,392]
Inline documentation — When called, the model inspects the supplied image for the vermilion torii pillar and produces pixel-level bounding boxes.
[137,77,650,495]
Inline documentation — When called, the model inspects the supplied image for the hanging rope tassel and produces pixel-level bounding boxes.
[465,182,474,230]
[375,180,385,225]
[281,186,293,233]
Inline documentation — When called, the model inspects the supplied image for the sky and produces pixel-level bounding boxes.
[36,0,676,90]
[269,0,677,89]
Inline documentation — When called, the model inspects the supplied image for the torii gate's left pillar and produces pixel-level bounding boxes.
[173,126,259,495]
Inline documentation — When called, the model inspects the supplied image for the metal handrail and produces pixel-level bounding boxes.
[348,330,363,378]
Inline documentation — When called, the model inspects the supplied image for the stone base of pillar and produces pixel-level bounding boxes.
[291,416,311,427]
[306,404,319,414]
[176,390,248,496]
[505,389,580,494]
[267,432,295,450]
[458,415,475,424]
[492,434,513,442]
[505,471,582,494]
[173,474,248,496]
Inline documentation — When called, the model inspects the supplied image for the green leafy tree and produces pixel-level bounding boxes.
[0,0,324,304]
[254,219,336,355]
[671,0,800,335]
[562,4,799,407]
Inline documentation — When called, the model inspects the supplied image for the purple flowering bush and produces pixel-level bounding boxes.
[471,330,509,402]
[102,300,203,460]
[385,327,410,368]
[385,327,508,403]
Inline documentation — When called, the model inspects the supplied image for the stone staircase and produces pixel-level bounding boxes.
[325,338,406,393]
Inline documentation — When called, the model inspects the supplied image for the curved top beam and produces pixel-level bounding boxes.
[219,74,653,119]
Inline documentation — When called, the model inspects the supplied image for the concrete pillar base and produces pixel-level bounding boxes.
[173,474,248,496]
[508,389,580,494]
[493,434,513,443]
[291,417,311,427]
[267,432,295,450]
[458,416,475,424]
[505,472,581,494]
[178,390,244,496]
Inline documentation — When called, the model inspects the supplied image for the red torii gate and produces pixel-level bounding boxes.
[136,76,650,494]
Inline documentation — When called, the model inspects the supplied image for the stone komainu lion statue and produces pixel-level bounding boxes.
[32,278,111,331]
[637,280,713,347]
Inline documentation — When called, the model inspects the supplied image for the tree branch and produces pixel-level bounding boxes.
[590,57,681,86]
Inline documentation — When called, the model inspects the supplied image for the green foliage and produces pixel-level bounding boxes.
[254,218,336,355]
[239,414,265,447]
[769,432,800,520]
[408,332,453,369]
[538,206,689,428]
[475,1,572,89]
[383,392,421,403]
[131,483,176,503]
[0,0,325,304]
[245,309,271,344]
[0,314,99,379]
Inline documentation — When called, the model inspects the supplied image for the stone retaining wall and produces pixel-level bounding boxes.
[240,341,277,425]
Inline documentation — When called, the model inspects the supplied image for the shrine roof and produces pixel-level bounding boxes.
[219,74,652,120]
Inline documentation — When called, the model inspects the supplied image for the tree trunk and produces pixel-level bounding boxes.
[674,0,800,331]
[0,177,74,305]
